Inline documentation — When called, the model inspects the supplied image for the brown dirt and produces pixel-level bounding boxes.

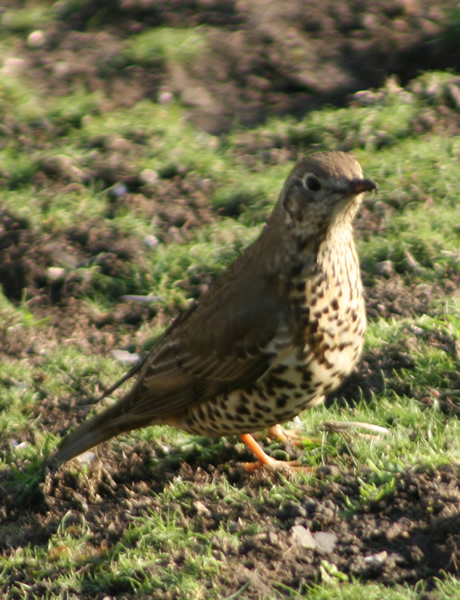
[1,0,460,598]
[1,449,460,598]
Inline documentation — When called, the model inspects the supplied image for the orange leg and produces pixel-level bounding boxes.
[268,424,299,444]
[239,433,300,471]
[268,423,320,447]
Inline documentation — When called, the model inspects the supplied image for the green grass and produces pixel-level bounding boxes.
[0,2,51,34]
[119,27,207,68]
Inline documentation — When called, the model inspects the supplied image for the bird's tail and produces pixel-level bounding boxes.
[52,395,144,466]
[51,358,148,466]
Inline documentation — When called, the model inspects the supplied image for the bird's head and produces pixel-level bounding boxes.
[275,151,377,240]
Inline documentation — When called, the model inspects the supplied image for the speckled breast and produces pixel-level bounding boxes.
[182,235,366,437]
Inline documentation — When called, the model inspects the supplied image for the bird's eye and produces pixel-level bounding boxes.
[303,174,321,192]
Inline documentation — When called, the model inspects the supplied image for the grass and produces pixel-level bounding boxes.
[120,27,207,68]
[0,2,460,598]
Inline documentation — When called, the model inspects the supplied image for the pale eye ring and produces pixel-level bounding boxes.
[302,173,322,192]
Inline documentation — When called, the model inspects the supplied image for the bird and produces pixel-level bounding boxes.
[53,151,377,470]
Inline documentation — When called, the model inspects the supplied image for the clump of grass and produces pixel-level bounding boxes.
[119,27,207,69]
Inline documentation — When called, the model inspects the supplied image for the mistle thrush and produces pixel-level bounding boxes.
[53,151,376,469]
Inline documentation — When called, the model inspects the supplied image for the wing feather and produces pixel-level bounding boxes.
[110,267,293,421]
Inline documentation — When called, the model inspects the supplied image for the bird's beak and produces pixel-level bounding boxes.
[348,178,377,195]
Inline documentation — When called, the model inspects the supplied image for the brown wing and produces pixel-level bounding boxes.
[112,258,292,421]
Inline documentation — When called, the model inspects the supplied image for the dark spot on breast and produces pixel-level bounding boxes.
[269,375,297,389]
[302,370,312,382]
[313,332,324,345]
[237,403,251,416]
[276,397,287,409]
[331,299,339,311]
[339,342,351,351]
[254,401,265,411]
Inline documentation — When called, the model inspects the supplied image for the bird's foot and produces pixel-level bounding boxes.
[267,423,321,448]
[267,424,301,445]
[239,433,309,472]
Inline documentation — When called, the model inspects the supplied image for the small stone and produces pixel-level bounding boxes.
[13,441,29,451]
[108,183,128,199]
[53,61,70,77]
[193,500,211,517]
[158,91,173,104]
[291,525,317,549]
[121,294,162,303]
[375,260,394,277]
[144,234,159,249]
[140,169,159,185]
[110,349,141,365]
[27,30,45,48]
[46,267,66,283]
[77,451,97,465]
[364,550,388,566]
[314,531,337,554]
[2,57,26,76]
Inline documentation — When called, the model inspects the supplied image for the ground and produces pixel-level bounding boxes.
[0,1,460,598]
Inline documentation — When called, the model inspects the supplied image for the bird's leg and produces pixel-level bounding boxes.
[267,423,301,444]
[239,433,300,471]
[268,423,322,448]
